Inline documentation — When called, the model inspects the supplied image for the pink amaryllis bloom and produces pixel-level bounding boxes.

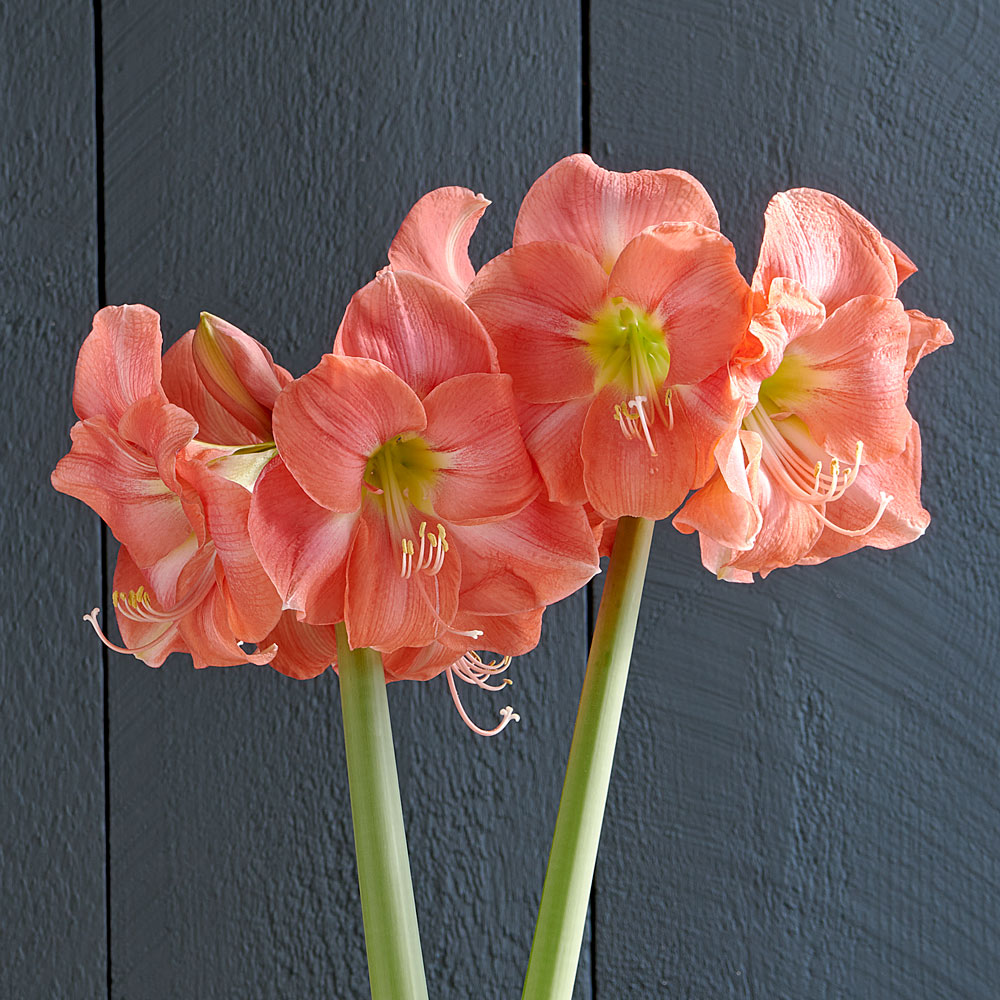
[52,305,291,668]
[466,154,751,521]
[675,189,952,579]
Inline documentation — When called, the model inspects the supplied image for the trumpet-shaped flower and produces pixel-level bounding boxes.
[466,159,751,520]
[52,305,296,668]
[675,189,952,578]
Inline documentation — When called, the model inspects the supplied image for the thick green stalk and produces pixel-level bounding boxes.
[336,623,428,1000]
[521,516,654,1000]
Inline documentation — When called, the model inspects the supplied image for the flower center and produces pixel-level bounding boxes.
[580,298,672,454]
[364,435,450,578]
[743,401,892,537]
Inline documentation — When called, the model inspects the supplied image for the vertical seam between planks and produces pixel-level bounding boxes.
[92,1,111,996]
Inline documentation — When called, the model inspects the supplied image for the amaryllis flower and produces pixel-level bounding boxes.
[52,306,289,668]
[675,189,952,579]
[466,154,751,520]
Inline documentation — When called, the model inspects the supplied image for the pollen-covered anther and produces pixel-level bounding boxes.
[614,396,658,455]
[401,521,449,578]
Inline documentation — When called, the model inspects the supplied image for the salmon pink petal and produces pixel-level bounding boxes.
[466,241,607,403]
[448,496,598,614]
[727,469,824,578]
[768,296,911,464]
[344,502,461,651]
[884,237,918,287]
[73,304,164,423]
[177,585,277,669]
[608,223,752,386]
[51,417,193,568]
[801,421,928,564]
[382,641,459,682]
[387,186,491,297]
[333,268,498,398]
[459,607,544,656]
[162,332,258,446]
[904,309,954,379]
[265,613,338,680]
[423,373,539,524]
[180,459,282,642]
[117,397,198,496]
[696,536,755,584]
[273,355,426,513]
[516,397,590,505]
[191,313,292,440]
[514,153,720,271]
[585,503,617,558]
[247,459,358,625]
[582,386,697,519]
[674,429,763,551]
[753,189,898,310]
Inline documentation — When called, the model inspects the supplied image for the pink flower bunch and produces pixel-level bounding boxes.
[53,154,950,729]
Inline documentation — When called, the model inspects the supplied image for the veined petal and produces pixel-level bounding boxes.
[608,222,752,386]
[514,153,719,271]
[516,397,590,505]
[162,331,259,446]
[51,416,193,568]
[466,241,608,403]
[117,396,199,497]
[180,458,282,642]
[177,583,277,669]
[801,420,928,564]
[333,268,498,398]
[767,296,911,463]
[753,188,898,310]
[264,613,338,680]
[884,236,918,287]
[191,313,291,440]
[344,501,461,651]
[73,304,164,423]
[423,373,539,524]
[387,186,491,297]
[448,496,598,614]
[904,309,954,380]
[273,354,426,513]
[674,429,763,551]
[247,459,358,625]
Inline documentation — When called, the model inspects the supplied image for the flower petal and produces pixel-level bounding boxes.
[466,241,608,403]
[333,268,497,398]
[190,313,292,440]
[753,188,898,310]
[51,416,194,568]
[514,153,719,271]
[516,397,590,505]
[904,309,954,380]
[767,296,911,464]
[72,304,165,423]
[387,186,491,297]
[884,237,918,287]
[273,354,426,513]
[344,501,461,651]
[247,459,359,625]
[608,222,752,386]
[423,373,539,524]
[162,331,259,446]
[801,420,929,564]
[447,495,598,614]
[180,458,282,642]
[264,613,338,680]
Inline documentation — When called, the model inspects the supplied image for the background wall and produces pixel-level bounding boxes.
[4,1,998,997]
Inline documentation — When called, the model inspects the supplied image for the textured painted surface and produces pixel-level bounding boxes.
[1,3,106,998]
[590,1,1000,997]
[6,1,999,997]
[99,1,588,997]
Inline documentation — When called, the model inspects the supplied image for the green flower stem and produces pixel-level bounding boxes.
[521,515,655,1000]
[335,623,429,1000]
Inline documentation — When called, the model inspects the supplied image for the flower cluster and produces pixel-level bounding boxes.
[52,154,950,728]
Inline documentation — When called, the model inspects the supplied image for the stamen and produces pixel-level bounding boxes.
[811,491,893,537]
[627,396,657,455]
[83,607,175,657]
[445,663,520,737]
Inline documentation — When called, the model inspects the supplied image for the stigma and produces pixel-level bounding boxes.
[445,651,520,737]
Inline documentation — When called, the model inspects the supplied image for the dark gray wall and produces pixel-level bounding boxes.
[4,1,997,998]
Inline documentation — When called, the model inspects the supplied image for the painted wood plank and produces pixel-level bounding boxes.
[1,3,106,997]
[588,1,1000,996]
[100,1,588,995]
